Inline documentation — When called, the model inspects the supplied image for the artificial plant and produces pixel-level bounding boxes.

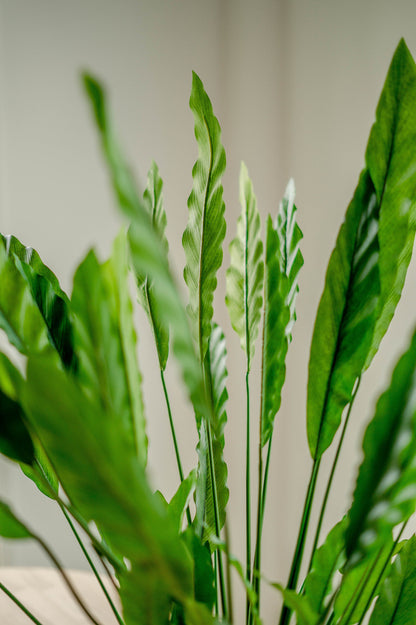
[0,38,415,625]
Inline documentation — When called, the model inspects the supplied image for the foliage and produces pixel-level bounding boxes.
[0,37,416,625]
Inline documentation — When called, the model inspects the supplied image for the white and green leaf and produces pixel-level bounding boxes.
[226,162,263,370]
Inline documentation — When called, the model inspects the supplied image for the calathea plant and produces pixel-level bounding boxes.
[0,37,415,625]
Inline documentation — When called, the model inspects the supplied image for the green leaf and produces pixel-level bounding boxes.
[182,528,216,612]
[369,535,416,625]
[0,501,32,539]
[334,538,396,625]
[0,354,34,465]
[169,469,197,533]
[261,181,303,446]
[307,170,380,461]
[1,234,76,370]
[71,237,147,464]
[346,328,416,565]
[307,40,416,462]
[200,323,229,546]
[226,162,263,370]
[183,71,226,363]
[303,518,346,616]
[271,583,320,625]
[24,356,194,624]
[366,40,416,364]
[83,73,208,425]
[138,161,169,371]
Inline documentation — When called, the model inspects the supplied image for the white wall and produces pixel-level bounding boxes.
[1,1,416,623]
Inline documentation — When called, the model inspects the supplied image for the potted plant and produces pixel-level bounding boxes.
[0,37,415,625]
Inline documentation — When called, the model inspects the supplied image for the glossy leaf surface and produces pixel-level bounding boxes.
[183,72,226,363]
[226,162,263,370]
[307,40,416,461]
[261,181,303,446]
[346,328,416,564]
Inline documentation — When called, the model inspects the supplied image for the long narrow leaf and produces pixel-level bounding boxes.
[261,181,303,446]
[71,237,147,464]
[23,356,198,625]
[138,160,169,371]
[226,162,263,370]
[346,328,416,565]
[83,74,207,423]
[183,71,226,363]
[307,41,416,461]
[201,323,229,546]
[368,535,416,625]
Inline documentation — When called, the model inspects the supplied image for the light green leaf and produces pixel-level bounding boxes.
[226,162,263,370]
[307,40,416,462]
[83,74,208,425]
[303,518,346,616]
[369,535,416,625]
[24,356,194,624]
[346,328,416,565]
[261,181,303,446]
[0,501,32,540]
[271,583,320,625]
[71,237,146,464]
[183,71,226,363]
[1,234,76,370]
[169,469,197,533]
[138,160,169,371]
[201,323,229,546]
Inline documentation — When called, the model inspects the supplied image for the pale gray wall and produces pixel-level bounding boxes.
[1,1,416,623]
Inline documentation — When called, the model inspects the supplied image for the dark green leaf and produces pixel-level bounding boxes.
[71,238,147,464]
[346,328,416,565]
[369,535,416,625]
[261,181,303,446]
[226,162,263,370]
[271,583,319,625]
[307,40,416,461]
[182,528,216,612]
[138,161,169,371]
[83,73,208,426]
[1,234,76,370]
[183,71,226,363]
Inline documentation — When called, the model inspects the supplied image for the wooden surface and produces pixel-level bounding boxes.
[0,567,120,624]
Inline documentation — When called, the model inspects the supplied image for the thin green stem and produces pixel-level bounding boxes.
[0,582,45,625]
[225,520,234,625]
[278,458,321,625]
[245,369,251,625]
[93,549,119,592]
[33,531,105,625]
[206,417,228,619]
[160,370,185,483]
[61,507,124,625]
[308,378,361,571]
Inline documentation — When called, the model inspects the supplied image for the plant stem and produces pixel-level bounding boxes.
[61,507,125,625]
[224,520,234,625]
[245,369,251,625]
[308,378,361,571]
[278,458,321,625]
[32,531,105,625]
[206,417,228,619]
[0,582,45,625]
